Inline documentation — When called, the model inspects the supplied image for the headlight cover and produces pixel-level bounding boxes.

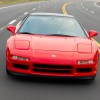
[77,60,94,65]
[12,56,29,61]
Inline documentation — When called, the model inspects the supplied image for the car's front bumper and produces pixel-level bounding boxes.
[7,68,96,80]
[6,58,98,78]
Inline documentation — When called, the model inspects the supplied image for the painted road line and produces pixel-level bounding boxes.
[62,3,68,14]
[24,12,28,15]
[0,26,6,31]
[38,6,41,8]
[93,38,100,53]
[91,11,95,13]
[62,2,100,52]
[83,6,84,9]
[86,8,88,11]
[1,9,30,31]
[8,20,16,24]
[0,2,34,10]
[62,2,76,15]
[94,2,100,8]
[92,39,100,47]
[32,8,36,10]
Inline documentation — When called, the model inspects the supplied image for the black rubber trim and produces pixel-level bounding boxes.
[6,69,96,80]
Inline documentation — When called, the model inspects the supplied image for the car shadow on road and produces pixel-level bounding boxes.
[6,74,95,86]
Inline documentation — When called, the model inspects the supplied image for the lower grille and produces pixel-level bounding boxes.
[13,64,29,70]
[76,68,92,73]
[33,64,73,74]
[34,68,72,74]
[34,64,72,69]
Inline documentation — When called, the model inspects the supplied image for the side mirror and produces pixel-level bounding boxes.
[7,26,16,35]
[88,30,98,39]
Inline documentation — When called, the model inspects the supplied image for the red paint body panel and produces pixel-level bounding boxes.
[15,40,30,50]
[6,13,99,79]
[77,44,92,53]
[6,34,99,78]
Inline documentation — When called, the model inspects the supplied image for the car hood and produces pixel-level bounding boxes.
[14,34,92,53]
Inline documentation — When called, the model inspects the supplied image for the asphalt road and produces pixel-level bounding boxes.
[0,0,100,100]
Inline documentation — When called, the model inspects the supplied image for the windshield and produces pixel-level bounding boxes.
[19,15,87,38]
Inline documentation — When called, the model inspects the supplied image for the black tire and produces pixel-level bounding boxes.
[6,68,13,76]
[89,75,96,81]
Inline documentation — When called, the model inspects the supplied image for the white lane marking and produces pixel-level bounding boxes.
[0,9,29,31]
[86,8,88,11]
[8,20,16,24]
[32,8,36,10]
[38,6,41,8]
[0,2,34,10]
[91,11,95,13]
[24,12,28,15]
[83,6,84,9]
[94,2,100,8]
[0,26,6,31]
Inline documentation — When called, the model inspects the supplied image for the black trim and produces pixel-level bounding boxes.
[6,69,96,80]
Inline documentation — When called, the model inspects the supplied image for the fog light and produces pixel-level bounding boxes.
[12,56,29,61]
[78,60,93,65]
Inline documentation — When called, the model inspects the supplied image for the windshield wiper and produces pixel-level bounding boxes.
[19,32,33,34]
[19,33,77,37]
[47,34,76,37]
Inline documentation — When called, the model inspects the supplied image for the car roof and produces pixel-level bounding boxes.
[30,13,74,18]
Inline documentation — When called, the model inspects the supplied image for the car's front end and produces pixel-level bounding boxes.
[6,13,99,80]
[6,34,99,79]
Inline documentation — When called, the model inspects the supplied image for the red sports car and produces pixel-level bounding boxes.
[6,13,99,80]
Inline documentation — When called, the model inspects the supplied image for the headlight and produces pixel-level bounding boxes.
[77,60,93,65]
[12,56,29,61]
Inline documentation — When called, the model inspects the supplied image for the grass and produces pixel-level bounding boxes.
[0,0,47,5]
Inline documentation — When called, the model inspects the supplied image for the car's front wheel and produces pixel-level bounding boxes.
[6,67,13,76]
